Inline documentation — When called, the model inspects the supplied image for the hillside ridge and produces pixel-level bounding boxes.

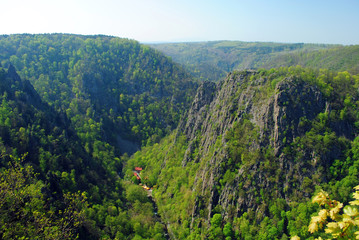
[127,67,359,239]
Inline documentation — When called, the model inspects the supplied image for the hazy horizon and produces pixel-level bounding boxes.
[1,0,359,45]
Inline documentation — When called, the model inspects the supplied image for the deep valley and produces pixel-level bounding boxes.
[0,34,358,240]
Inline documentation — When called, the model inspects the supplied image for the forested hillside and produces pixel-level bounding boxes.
[0,62,174,239]
[149,41,336,81]
[127,67,359,239]
[0,34,199,239]
[261,45,359,75]
[0,34,197,152]
[1,33,359,240]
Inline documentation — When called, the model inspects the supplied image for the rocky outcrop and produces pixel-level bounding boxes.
[179,81,217,166]
[261,77,326,155]
[173,70,354,226]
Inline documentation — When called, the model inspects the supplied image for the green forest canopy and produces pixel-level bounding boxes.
[150,41,359,82]
[0,34,359,239]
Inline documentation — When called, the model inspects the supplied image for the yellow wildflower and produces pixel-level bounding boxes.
[312,190,329,206]
[325,222,341,237]
[329,201,343,220]
[318,209,328,220]
[353,191,359,200]
[350,200,359,206]
[308,220,319,233]
[344,206,359,217]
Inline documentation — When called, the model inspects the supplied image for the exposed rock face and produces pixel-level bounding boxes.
[264,77,326,155]
[173,70,353,226]
[179,81,217,166]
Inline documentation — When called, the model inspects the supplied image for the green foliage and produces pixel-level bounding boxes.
[0,34,197,151]
[150,41,336,82]
[125,132,197,238]
[0,155,87,239]
[305,186,359,240]
[208,214,224,239]
[225,117,259,167]
[151,41,359,83]
[264,45,359,75]
[0,47,170,239]
[1,34,359,240]
[125,67,359,240]
[223,222,234,239]
[126,184,149,203]
[211,213,222,227]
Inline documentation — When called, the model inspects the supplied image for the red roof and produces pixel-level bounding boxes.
[135,167,143,171]
[133,172,140,180]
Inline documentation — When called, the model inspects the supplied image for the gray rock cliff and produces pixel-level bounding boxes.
[173,70,354,227]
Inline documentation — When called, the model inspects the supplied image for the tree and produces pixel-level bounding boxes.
[126,184,149,203]
[305,186,359,239]
[223,222,234,239]
[0,155,87,239]
[208,214,224,239]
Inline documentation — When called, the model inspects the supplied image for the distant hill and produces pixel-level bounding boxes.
[149,41,338,81]
[0,34,198,152]
[261,44,359,74]
[149,41,359,81]
[2,34,359,239]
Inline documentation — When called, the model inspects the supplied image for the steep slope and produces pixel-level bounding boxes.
[149,41,336,81]
[0,64,90,179]
[0,65,112,238]
[0,65,169,239]
[127,67,359,239]
[0,33,199,239]
[0,34,198,153]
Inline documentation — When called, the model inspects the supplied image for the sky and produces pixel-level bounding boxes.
[1,0,359,45]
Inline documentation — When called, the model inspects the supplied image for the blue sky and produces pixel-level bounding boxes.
[1,0,359,44]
